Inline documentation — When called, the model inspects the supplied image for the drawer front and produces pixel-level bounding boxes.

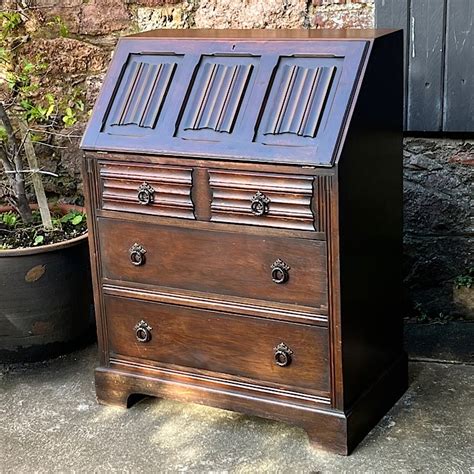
[106,295,330,393]
[99,161,194,219]
[99,218,328,309]
[209,169,316,231]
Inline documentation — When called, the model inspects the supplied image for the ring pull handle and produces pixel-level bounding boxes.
[271,259,290,284]
[134,320,152,343]
[250,191,270,216]
[274,342,293,367]
[129,243,147,266]
[137,182,155,205]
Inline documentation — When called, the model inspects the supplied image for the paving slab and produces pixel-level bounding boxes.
[1,344,473,473]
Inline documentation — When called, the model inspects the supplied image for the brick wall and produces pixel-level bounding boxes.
[2,0,472,318]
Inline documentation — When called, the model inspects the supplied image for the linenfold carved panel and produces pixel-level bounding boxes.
[256,57,340,147]
[177,55,259,140]
[264,65,336,138]
[103,54,181,134]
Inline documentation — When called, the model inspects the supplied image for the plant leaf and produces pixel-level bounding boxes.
[33,235,44,246]
[71,214,83,225]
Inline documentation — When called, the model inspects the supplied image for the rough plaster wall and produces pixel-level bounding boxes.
[6,0,472,317]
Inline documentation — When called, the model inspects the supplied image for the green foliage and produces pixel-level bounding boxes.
[0,11,23,39]
[61,89,86,127]
[1,211,18,228]
[21,93,56,123]
[62,107,77,126]
[6,58,48,96]
[0,126,7,142]
[33,234,44,246]
[0,47,8,64]
[59,210,86,226]
[413,302,429,323]
[47,16,69,37]
[454,268,474,289]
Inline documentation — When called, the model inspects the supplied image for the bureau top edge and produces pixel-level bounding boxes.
[126,28,399,41]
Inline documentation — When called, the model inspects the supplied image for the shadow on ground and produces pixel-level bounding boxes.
[1,335,473,472]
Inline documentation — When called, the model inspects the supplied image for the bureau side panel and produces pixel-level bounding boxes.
[82,156,109,365]
[337,31,406,408]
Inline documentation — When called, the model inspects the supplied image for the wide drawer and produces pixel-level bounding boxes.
[105,295,330,393]
[99,218,328,309]
[99,160,194,219]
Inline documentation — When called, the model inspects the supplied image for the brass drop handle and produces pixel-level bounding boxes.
[129,243,146,266]
[250,191,270,216]
[134,320,152,343]
[274,343,293,367]
[271,259,290,284]
[137,182,155,205]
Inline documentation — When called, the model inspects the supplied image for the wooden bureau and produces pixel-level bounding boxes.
[81,29,407,455]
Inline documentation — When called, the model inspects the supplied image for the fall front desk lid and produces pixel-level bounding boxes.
[81,29,395,166]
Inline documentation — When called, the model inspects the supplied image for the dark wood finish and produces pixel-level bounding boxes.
[105,295,330,394]
[374,0,409,130]
[98,160,194,219]
[81,29,407,455]
[209,169,316,231]
[98,218,328,309]
[81,34,369,166]
[94,351,407,455]
[336,31,404,407]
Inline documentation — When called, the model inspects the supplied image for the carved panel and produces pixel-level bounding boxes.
[103,54,181,134]
[99,161,194,219]
[208,169,316,231]
[264,65,336,137]
[256,57,340,147]
[177,55,259,140]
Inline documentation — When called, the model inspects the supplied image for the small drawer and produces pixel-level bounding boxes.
[99,160,194,219]
[99,218,328,310]
[209,169,316,231]
[106,295,330,394]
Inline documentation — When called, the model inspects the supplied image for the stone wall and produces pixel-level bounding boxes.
[2,0,472,318]
[403,138,473,318]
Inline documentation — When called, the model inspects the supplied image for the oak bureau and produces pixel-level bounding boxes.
[81,29,407,455]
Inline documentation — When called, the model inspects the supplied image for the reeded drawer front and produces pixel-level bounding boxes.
[99,161,194,219]
[99,218,328,310]
[209,169,316,231]
[106,295,330,393]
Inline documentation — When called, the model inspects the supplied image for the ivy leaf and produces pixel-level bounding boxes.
[60,212,73,223]
[33,235,44,246]
[71,214,83,225]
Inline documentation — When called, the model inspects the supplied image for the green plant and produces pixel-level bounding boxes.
[0,6,87,243]
[59,210,86,226]
[47,15,69,37]
[413,302,430,323]
[454,268,474,289]
[21,93,56,123]
[62,107,77,126]
[1,211,18,227]
[0,11,23,39]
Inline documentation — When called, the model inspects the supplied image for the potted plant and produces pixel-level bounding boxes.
[0,9,93,362]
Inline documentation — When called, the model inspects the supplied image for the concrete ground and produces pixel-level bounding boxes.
[1,327,473,472]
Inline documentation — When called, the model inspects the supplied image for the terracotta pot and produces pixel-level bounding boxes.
[0,204,94,362]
